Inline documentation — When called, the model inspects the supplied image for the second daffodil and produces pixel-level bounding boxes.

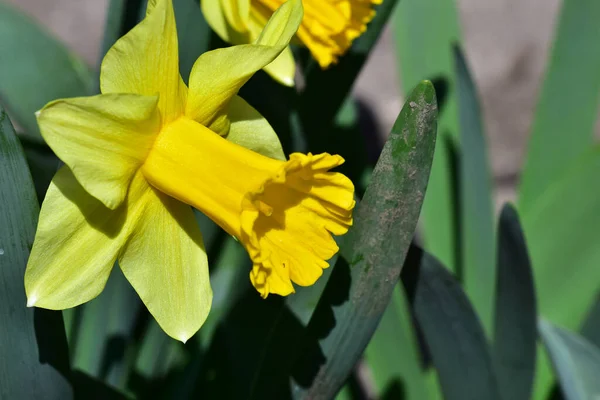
[25,0,354,342]
[202,0,383,85]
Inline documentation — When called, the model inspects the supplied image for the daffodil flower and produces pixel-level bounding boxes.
[24,0,354,342]
[202,0,382,86]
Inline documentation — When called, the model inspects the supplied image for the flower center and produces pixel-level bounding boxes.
[142,116,355,297]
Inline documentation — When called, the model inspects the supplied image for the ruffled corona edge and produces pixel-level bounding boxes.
[240,152,355,297]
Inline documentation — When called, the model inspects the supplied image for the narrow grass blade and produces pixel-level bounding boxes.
[539,319,600,400]
[493,205,537,400]
[403,246,501,400]
[519,1,600,213]
[0,107,73,399]
[393,0,462,272]
[290,81,437,399]
[0,2,93,139]
[454,46,496,333]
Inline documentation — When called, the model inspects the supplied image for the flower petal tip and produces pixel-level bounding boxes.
[26,294,38,308]
[34,110,41,119]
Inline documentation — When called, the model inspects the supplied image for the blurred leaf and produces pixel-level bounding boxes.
[522,148,600,335]
[0,2,93,138]
[454,45,495,333]
[519,0,600,213]
[402,246,501,400]
[393,0,462,272]
[521,148,600,400]
[365,285,429,400]
[289,81,437,399]
[0,107,73,398]
[539,319,600,400]
[493,204,537,400]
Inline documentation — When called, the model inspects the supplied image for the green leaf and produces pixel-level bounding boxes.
[393,0,462,272]
[493,204,537,400]
[539,319,600,400]
[454,46,495,334]
[290,81,438,399]
[0,2,93,138]
[521,148,600,336]
[403,246,501,400]
[0,107,73,398]
[518,0,600,213]
[365,285,429,400]
[521,148,600,400]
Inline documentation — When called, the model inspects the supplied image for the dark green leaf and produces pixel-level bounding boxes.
[0,107,73,398]
[70,370,130,400]
[290,81,437,399]
[393,0,462,272]
[454,45,495,333]
[493,204,537,400]
[0,2,93,138]
[402,246,501,400]
[518,1,600,213]
[539,319,600,400]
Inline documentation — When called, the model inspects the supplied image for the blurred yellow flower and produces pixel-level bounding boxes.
[24,0,354,342]
[202,0,382,86]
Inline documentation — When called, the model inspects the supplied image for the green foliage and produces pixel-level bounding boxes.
[1,0,600,399]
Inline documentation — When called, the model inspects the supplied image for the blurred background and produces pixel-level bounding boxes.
[5,0,568,210]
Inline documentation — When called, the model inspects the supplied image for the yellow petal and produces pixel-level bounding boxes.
[118,173,212,343]
[141,117,354,299]
[262,45,296,86]
[101,0,187,125]
[185,0,303,130]
[202,0,251,44]
[25,167,126,309]
[252,0,381,67]
[36,94,160,209]
[220,0,250,32]
[225,95,285,160]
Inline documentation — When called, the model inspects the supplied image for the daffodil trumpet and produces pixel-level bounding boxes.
[202,0,383,86]
[24,0,354,342]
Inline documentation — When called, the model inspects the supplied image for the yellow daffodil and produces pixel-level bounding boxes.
[24,0,354,342]
[202,0,382,86]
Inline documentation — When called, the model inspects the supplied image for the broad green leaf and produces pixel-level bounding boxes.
[518,1,600,213]
[393,0,462,272]
[522,148,600,339]
[454,46,495,333]
[0,107,73,398]
[539,319,600,400]
[290,81,437,399]
[521,148,600,400]
[0,2,93,138]
[17,136,60,203]
[493,205,537,400]
[365,285,429,400]
[403,246,501,400]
